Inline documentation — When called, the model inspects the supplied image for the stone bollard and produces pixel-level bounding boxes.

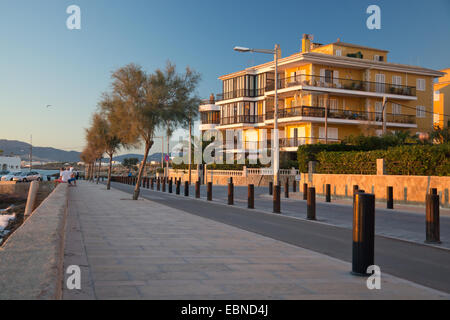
[425,193,440,243]
[207,182,212,201]
[352,193,375,276]
[386,186,394,209]
[195,181,200,198]
[228,182,234,205]
[24,181,40,216]
[307,187,316,220]
[326,184,331,202]
[184,181,189,197]
[248,184,254,209]
[269,181,273,196]
[303,183,308,200]
[284,179,289,198]
[273,185,281,213]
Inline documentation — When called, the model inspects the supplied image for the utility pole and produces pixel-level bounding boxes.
[29,134,32,171]
[382,96,388,135]
[188,114,192,184]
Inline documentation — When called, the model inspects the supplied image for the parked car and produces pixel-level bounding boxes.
[1,171,21,181]
[12,171,42,182]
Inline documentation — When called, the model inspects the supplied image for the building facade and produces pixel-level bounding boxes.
[0,156,21,171]
[199,35,444,159]
[433,68,450,128]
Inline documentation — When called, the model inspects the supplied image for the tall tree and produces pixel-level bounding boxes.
[102,62,200,200]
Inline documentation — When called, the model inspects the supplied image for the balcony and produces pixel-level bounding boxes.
[216,88,265,101]
[266,74,416,98]
[220,115,263,125]
[265,106,416,125]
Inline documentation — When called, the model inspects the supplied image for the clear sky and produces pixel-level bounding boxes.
[1,0,449,155]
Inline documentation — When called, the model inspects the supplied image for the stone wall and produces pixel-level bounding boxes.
[0,184,68,299]
[0,181,57,211]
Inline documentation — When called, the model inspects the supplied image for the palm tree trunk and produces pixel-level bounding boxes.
[133,141,152,200]
[96,157,102,184]
[107,153,113,190]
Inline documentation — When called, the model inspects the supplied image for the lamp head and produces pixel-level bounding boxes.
[234,46,251,52]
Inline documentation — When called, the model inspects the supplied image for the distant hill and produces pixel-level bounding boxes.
[113,153,166,162]
[0,139,81,162]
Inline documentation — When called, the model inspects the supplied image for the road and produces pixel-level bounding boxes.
[109,181,450,293]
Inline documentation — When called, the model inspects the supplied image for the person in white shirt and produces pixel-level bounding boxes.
[61,168,76,186]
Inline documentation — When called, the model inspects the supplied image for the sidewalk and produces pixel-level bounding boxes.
[63,182,449,300]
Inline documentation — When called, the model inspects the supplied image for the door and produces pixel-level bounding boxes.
[375,74,385,93]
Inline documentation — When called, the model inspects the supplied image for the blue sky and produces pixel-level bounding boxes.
[0,0,449,155]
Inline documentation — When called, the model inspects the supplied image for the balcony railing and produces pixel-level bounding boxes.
[216,88,265,101]
[279,137,340,148]
[200,118,220,125]
[265,74,416,97]
[265,106,416,124]
[220,115,263,125]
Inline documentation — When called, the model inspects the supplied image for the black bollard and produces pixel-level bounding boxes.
[248,184,254,209]
[303,183,308,200]
[176,179,180,195]
[326,184,331,202]
[387,186,393,209]
[273,185,281,213]
[195,181,200,198]
[307,187,316,220]
[169,178,173,193]
[151,178,154,190]
[293,179,296,193]
[207,182,212,201]
[184,181,189,197]
[228,182,234,205]
[157,178,160,191]
[162,178,166,192]
[353,185,359,195]
[352,192,375,276]
[425,193,441,243]
[430,188,437,195]
[269,181,273,196]
[284,179,289,198]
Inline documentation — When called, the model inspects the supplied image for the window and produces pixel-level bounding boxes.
[374,55,384,62]
[329,99,338,111]
[392,103,401,115]
[319,127,338,140]
[416,105,426,118]
[335,50,342,56]
[417,79,426,91]
[375,74,385,93]
[434,91,440,101]
[392,76,402,87]
[375,101,383,121]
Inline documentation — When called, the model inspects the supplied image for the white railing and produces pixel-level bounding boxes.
[209,170,243,176]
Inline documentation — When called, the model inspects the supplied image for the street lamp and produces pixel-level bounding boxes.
[234,44,280,185]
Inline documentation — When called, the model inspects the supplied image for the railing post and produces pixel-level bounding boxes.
[326,184,331,202]
[248,184,254,209]
[303,183,308,200]
[352,193,375,276]
[269,181,273,196]
[195,180,200,198]
[307,187,316,220]
[168,178,173,193]
[207,182,212,201]
[426,193,440,243]
[273,185,281,213]
[386,186,393,209]
[284,179,289,198]
[184,181,189,197]
[228,182,234,205]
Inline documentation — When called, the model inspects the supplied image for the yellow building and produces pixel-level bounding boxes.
[199,34,445,159]
[433,68,450,128]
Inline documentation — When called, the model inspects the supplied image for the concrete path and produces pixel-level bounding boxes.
[63,182,448,299]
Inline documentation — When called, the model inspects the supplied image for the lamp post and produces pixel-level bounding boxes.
[234,44,280,185]
[155,136,164,176]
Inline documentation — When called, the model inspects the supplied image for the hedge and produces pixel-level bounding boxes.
[313,144,450,176]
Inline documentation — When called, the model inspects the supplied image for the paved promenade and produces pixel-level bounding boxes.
[63,182,448,299]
